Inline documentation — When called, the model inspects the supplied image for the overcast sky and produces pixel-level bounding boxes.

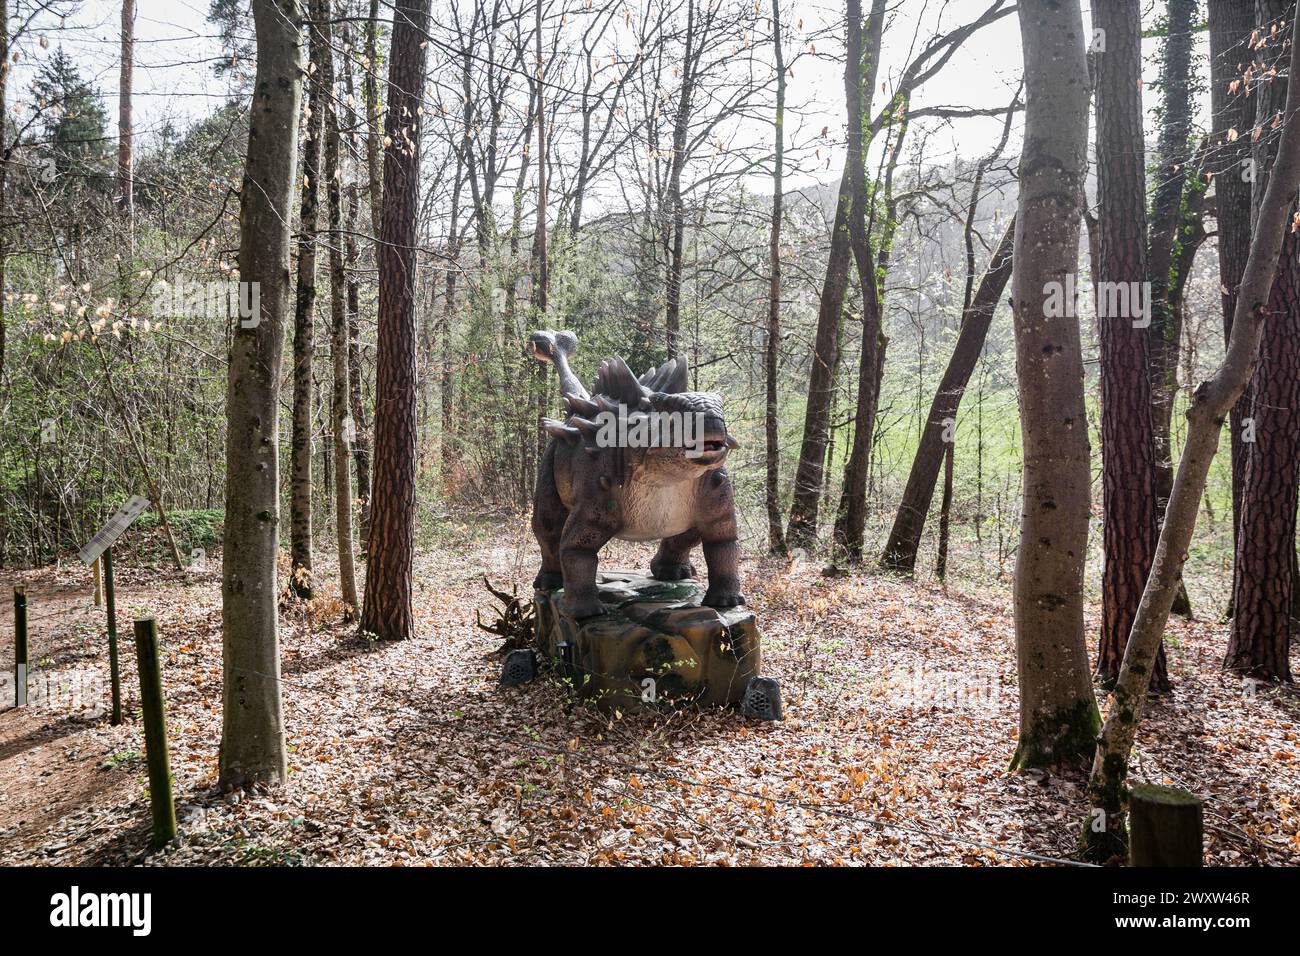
[18,0,1212,192]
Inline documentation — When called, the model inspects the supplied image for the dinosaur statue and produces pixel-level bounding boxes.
[529,329,744,619]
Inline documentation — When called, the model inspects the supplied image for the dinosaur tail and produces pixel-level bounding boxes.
[529,330,588,400]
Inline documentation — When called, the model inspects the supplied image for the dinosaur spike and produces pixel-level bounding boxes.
[570,416,600,439]
[637,355,689,395]
[541,418,580,443]
[563,392,599,417]
[594,355,646,407]
[663,355,688,394]
[595,394,620,413]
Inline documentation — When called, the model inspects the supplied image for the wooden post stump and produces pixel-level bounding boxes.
[1128,783,1203,867]
[13,587,28,707]
[134,617,177,847]
[104,548,122,725]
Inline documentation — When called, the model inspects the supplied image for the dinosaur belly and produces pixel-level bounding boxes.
[617,482,696,542]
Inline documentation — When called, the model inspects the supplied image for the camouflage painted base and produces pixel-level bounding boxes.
[534,571,761,713]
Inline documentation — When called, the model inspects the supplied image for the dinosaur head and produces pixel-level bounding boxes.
[638,389,739,474]
[537,344,741,479]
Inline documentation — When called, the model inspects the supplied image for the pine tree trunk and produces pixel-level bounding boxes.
[1146,0,1198,618]
[1209,0,1258,613]
[1087,0,1300,854]
[1092,0,1167,690]
[1008,0,1099,771]
[219,0,303,791]
[1226,2,1299,682]
[1228,227,1300,682]
[359,0,429,642]
[289,0,327,598]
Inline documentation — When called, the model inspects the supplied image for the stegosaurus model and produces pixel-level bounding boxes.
[529,329,744,619]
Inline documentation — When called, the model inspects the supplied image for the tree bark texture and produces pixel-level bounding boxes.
[1008,0,1099,770]
[360,0,429,642]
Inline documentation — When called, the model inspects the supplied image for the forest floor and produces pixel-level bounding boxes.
[1,516,1298,867]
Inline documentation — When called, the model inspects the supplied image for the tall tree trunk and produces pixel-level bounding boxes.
[440,155,464,487]
[786,174,851,551]
[935,440,953,581]
[289,0,327,599]
[117,0,135,229]
[663,0,697,355]
[365,0,383,238]
[1209,0,1257,601]
[1226,0,1298,682]
[219,0,303,791]
[765,0,787,556]
[831,0,888,565]
[1228,228,1300,682]
[786,0,886,551]
[0,0,9,384]
[881,221,1014,573]
[1092,0,1167,690]
[347,224,372,546]
[360,0,429,642]
[322,1,358,620]
[340,23,372,541]
[1146,0,1198,618]
[529,0,551,501]
[1087,0,1300,857]
[1008,0,1099,771]
[532,0,548,314]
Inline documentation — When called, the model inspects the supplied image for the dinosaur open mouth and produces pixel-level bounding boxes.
[702,439,727,453]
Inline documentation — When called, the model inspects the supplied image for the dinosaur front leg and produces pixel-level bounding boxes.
[697,469,744,608]
[701,535,744,608]
[650,529,700,581]
[558,512,615,618]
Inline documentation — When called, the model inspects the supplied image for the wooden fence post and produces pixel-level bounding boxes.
[13,587,27,707]
[104,547,122,725]
[1128,783,1203,867]
[133,616,176,847]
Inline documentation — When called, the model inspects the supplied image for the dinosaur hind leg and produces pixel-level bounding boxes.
[651,529,701,581]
